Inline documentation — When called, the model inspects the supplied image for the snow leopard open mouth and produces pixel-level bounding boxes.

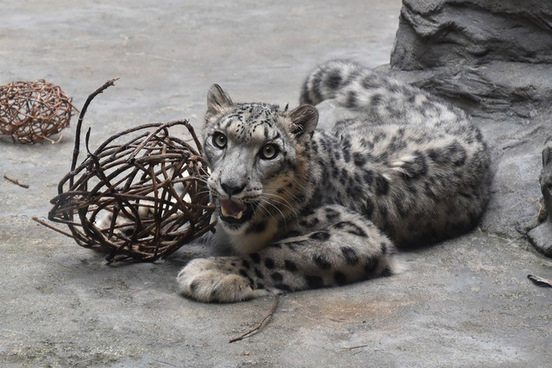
[219,199,254,225]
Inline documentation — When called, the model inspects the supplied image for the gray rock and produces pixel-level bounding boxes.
[390,0,552,117]
[539,140,552,223]
[528,222,552,256]
[526,140,552,256]
[392,0,552,69]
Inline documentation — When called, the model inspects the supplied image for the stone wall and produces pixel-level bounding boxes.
[390,0,552,118]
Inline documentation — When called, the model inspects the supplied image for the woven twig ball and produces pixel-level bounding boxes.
[0,80,73,143]
[48,120,215,262]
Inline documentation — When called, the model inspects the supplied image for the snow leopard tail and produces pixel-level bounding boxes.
[299,59,471,130]
[300,59,423,109]
[300,59,369,106]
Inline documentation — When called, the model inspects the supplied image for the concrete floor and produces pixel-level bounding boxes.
[1,1,551,367]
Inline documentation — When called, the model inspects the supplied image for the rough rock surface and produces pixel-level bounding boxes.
[390,0,552,118]
[529,140,552,256]
[387,0,552,256]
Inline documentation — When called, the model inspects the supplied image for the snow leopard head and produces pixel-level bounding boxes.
[202,84,318,243]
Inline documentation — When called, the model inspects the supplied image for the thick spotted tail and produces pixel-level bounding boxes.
[300,59,369,106]
[299,59,472,130]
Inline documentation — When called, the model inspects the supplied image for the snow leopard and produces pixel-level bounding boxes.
[177,59,491,303]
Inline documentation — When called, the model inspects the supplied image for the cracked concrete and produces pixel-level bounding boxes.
[1,1,551,367]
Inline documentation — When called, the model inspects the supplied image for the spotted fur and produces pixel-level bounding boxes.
[177,60,491,302]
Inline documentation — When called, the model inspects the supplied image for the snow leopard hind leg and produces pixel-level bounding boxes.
[301,59,491,246]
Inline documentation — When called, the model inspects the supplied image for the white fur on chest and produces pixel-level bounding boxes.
[215,217,279,255]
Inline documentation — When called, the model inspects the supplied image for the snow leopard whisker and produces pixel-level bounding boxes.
[261,192,297,215]
[260,193,298,219]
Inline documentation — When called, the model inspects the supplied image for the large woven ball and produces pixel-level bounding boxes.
[0,80,72,143]
[48,120,215,262]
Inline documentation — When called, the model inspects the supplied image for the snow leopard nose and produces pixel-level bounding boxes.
[221,182,246,197]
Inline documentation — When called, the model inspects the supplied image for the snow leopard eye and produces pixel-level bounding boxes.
[212,132,227,149]
[259,144,279,160]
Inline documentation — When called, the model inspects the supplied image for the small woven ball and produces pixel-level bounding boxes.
[0,80,72,143]
[48,121,215,262]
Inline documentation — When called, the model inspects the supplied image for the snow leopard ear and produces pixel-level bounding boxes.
[288,104,318,141]
[207,84,234,117]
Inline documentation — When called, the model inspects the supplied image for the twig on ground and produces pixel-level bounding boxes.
[527,274,552,287]
[229,294,281,343]
[4,174,29,188]
[342,344,370,351]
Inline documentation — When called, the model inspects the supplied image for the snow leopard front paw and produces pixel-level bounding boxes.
[177,258,268,303]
